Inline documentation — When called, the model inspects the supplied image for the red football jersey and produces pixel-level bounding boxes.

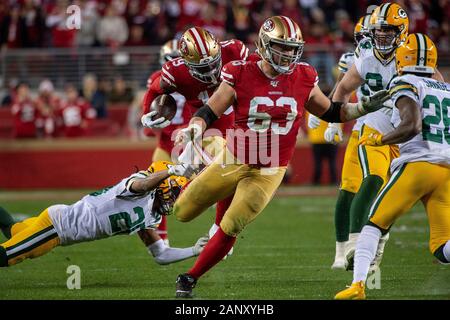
[221,59,319,167]
[56,98,96,137]
[159,39,249,136]
[11,98,41,138]
[145,70,192,153]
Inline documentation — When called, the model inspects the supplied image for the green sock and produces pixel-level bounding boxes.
[334,190,355,242]
[0,246,7,267]
[349,175,384,234]
[0,206,14,239]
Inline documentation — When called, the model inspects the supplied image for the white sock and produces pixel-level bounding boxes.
[443,241,450,262]
[353,226,381,283]
[335,242,346,258]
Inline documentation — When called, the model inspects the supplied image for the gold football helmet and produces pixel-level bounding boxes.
[369,3,409,55]
[396,33,437,75]
[148,161,188,215]
[178,27,221,84]
[257,15,304,74]
[354,14,371,45]
[159,39,180,66]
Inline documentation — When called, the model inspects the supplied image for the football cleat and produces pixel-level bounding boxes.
[175,273,197,298]
[334,281,366,300]
[344,233,359,271]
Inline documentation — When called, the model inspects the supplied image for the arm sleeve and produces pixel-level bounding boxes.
[142,75,165,114]
[148,239,195,265]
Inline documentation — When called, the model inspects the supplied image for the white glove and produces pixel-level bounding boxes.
[141,111,171,129]
[308,114,321,129]
[167,163,195,178]
[193,235,209,256]
[175,123,202,146]
[324,123,343,144]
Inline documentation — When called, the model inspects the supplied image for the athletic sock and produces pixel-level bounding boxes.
[353,225,381,283]
[349,175,384,233]
[334,190,354,242]
[0,207,14,239]
[215,196,233,226]
[156,215,168,242]
[188,228,236,279]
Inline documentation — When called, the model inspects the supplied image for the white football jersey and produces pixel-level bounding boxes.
[338,51,366,131]
[48,171,161,245]
[389,74,450,172]
[354,38,396,134]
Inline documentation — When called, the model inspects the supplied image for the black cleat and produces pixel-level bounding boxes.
[175,273,197,298]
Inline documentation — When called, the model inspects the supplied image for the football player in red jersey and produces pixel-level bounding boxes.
[143,39,191,245]
[141,27,249,253]
[172,16,390,298]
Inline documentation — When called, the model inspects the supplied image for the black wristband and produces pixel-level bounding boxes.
[319,101,343,123]
[193,104,219,127]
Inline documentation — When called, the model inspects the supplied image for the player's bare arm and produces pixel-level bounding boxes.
[332,64,365,103]
[129,170,171,194]
[374,96,421,145]
[433,68,445,82]
[305,83,389,123]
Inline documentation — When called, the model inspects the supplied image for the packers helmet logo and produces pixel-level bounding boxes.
[263,19,275,32]
[179,38,189,56]
[398,8,407,18]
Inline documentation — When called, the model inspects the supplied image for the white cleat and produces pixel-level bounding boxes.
[371,232,389,270]
[208,223,234,259]
[344,233,360,271]
[331,241,347,270]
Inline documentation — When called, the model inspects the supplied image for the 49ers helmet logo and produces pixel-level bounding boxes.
[179,38,189,56]
[263,19,275,32]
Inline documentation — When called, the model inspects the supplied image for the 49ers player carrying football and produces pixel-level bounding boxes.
[141,27,249,255]
[172,15,390,298]
[143,39,191,245]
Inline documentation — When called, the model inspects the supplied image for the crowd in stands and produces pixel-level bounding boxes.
[1,76,137,138]
[0,0,449,51]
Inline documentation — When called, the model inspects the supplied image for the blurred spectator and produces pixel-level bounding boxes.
[35,79,61,137]
[81,73,108,118]
[407,0,429,34]
[125,24,148,46]
[1,78,19,108]
[46,0,76,47]
[56,84,96,137]
[176,0,205,33]
[97,4,129,48]
[0,5,27,49]
[75,0,99,47]
[22,0,45,47]
[226,0,256,44]
[196,2,226,40]
[108,76,134,104]
[127,89,146,140]
[11,82,41,138]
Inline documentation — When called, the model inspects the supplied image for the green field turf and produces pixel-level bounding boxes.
[0,191,449,300]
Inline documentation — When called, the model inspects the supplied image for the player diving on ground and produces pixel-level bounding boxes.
[0,161,208,267]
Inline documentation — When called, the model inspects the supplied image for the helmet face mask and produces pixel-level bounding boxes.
[185,52,222,84]
[263,38,304,73]
[371,25,400,55]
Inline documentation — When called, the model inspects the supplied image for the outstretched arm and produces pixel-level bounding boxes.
[138,229,208,265]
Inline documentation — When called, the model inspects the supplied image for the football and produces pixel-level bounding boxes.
[150,94,177,121]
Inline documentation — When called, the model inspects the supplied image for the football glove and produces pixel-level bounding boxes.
[167,163,196,179]
[359,133,384,146]
[359,89,391,113]
[324,123,343,144]
[175,123,202,146]
[193,235,209,256]
[308,114,321,129]
[141,111,171,129]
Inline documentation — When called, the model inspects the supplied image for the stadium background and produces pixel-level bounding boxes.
[1,0,449,189]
